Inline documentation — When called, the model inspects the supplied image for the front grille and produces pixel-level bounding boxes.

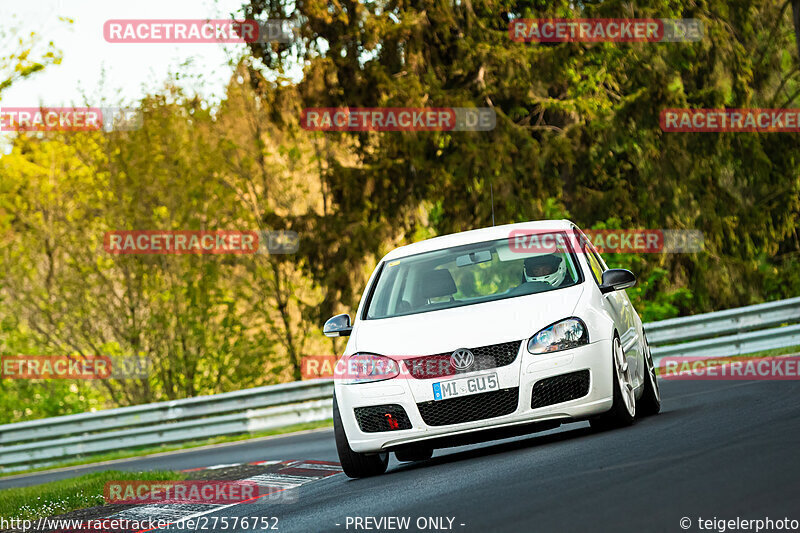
[531,370,590,409]
[403,340,522,380]
[417,387,519,426]
[354,404,412,433]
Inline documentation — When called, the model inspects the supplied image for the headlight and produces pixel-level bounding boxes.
[527,318,589,354]
[335,353,400,384]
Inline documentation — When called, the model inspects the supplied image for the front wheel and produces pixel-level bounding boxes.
[333,395,389,478]
[637,333,661,417]
[590,335,636,431]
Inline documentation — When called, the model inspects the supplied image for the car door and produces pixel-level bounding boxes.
[578,231,643,386]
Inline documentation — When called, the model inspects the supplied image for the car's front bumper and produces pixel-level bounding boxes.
[335,339,615,453]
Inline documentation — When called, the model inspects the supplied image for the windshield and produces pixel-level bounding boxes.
[365,233,582,319]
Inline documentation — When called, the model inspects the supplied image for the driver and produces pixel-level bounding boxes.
[523,254,567,287]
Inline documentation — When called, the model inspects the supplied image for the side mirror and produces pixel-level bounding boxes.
[599,269,637,294]
[323,313,353,337]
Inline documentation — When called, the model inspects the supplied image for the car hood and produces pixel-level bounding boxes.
[353,284,585,356]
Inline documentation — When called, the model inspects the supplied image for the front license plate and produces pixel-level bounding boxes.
[432,373,499,401]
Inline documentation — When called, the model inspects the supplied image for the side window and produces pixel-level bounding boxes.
[579,230,606,284]
[367,263,398,318]
[585,251,604,284]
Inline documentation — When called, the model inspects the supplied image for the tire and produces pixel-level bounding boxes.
[333,395,389,478]
[590,335,636,431]
[394,447,434,462]
[637,333,661,417]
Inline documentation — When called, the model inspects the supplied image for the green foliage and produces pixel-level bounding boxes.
[0,316,105,424]
[0,77,327,415]
[3,2,800,423]
[245,0,800,316]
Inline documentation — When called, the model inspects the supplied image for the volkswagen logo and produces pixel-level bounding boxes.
[450,348,475,371]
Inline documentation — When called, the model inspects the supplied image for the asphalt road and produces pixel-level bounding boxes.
[6,378,800,532]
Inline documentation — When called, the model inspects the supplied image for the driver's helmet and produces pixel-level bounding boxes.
[523,254,567,287]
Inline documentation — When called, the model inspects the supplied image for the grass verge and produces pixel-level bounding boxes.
[0,470,186,522]
[1,419,333,480]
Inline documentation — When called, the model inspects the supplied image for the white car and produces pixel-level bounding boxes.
[324,220,660,478]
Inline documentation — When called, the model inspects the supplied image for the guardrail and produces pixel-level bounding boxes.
[1,297,799,473]
[0,380,334,473]
[645,296,800,363]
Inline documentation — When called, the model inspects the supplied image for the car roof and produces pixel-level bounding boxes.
[382,219,576,261]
